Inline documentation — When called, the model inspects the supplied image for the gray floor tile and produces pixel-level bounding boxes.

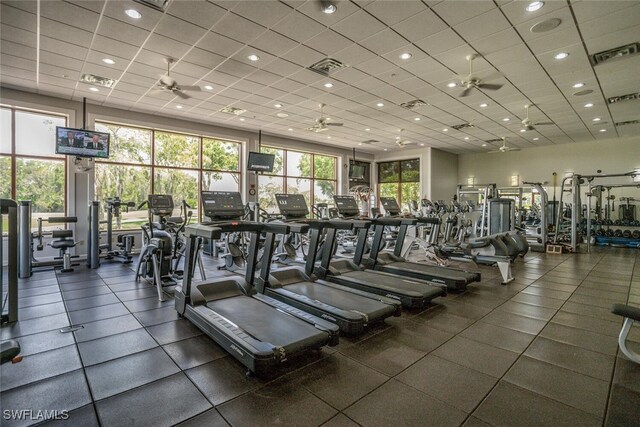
[551,311,621,337]
[497,300,557,320]
[612,356,640,394]
[509,292,566,309]
[0,345,82,391]
[605,384,640,427]
[0,370,91,427]
[68,303,130,325]
[122,296,174,312]
[474,381,601,427]
[95,373,211,427]
[85,347,180,400]
[107,281,147,292]
[185,356,262,406]
[57,272,102,284]
[64,294,120,312]
[462,416,493,427]
[10,329,76,357]
[481,310,547,335]
[177,408,230,427]
[432,299,493,321]
[0,313,69,340]
[539,322,619,356]
[73,314,142,343]
[18,293,63,308]
[416,310,475,334]
[320,414,360,427]
[62,285,113,301]
[460,321,536,353]
[344,379,467,427]
[114,287,158,301]
[163,334,227,370]
[521,285,573,300]
[217,377,338,427]
[78,328,158,366]
[432,335,519,378]
[59,279,105,291]
[18,284,60,298]
[530,281,578,293]
[397,354,497,413]
[146,319,203,345]
[19,302,67,321]
[561,301,621,322]
[37,404,99,427]
[503,356,609,417]
[133,305,179,326]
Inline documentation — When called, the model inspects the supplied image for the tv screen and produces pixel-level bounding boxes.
[55,126,110,159]
[349,164,365,179]
[247,151,275,172]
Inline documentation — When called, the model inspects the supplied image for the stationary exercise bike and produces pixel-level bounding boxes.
[135,195,204,301]
[104,197,136,264]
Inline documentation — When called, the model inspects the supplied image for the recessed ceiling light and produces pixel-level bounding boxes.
[365,128,370,131]
[247,54,260,62]
[443,128,448,132]
[480,103,488,108]
[447,82,457,88]
[89,87,99,92]
[520,129,526,132]
[321,2,337,14]
[376,102,384,107]
[419,143,425,146]
[572,82,585,88]
[102,58,115,65]
[395,136,401,140]
[399,52,412,60]
[592,117,601,122]
[276,112,289,118]
[324,82,334,88]
[526,1,544,12]
[176,105,183,109]
[204,85,213,90]
[327,136,331,139]
[533,137,539,140]
[554,52,569,60]
[288,128,293,131]
[584,103,594,108]
[599,129,606,132]
[503,118,510,122]
[414,117,421,121]
[124,9,141,19]
[274,103,282,108]
[358,143,363,146]
[383,148,388,151]
[482,143,487,147]
[464,137,470,140]
[239,118,245,121]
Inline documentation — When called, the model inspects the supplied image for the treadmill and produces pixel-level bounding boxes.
[175,191,339,376]
[296,195,445,309]
[258,193,401,334]
[364,197,480,292]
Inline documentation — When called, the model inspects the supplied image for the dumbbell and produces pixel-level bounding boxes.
[632,230,640,239]
[614,219,622,226]
[622,230,632,238]
[614,229,623,237]
[596,229,605,236]
[606,229,615,237]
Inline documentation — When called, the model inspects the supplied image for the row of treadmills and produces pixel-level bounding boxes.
[175,191,480,376]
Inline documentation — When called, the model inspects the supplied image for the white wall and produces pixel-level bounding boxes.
[429,148,458,202]
[458,136,640,188]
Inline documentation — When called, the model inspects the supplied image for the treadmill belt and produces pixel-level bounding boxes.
[206,296,327,351]
[344,270,436,298]
[385,262,479,283]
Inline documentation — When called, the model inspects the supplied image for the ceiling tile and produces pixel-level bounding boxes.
[331,10,386,42]
[155,15,208,46]
[359,29,409,55]
[454,8,511,41]
[214,13,266,44]
[272,10,325,43]
[431,0,495,26]
[232,0,293,27]
[166,0,226,29]
[365,0,427,26]
[304,30,353,56]
[414,28,467,56]
[251,30,299,57]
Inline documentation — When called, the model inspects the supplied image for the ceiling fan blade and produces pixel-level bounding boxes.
[487,150,502,154]
[477,83,503,91]
[326,122,343,127]
[149,88,166,95]
[506,147,521,152]
[533,122,553,126]
[177,85,201,92]
[479,71,503,82]
[173,90,190,100]
[459,87,473,97]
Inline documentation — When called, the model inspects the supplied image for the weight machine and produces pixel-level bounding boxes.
[1,199,22,364]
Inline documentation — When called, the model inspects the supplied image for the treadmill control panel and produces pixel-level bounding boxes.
[148,194,174,216]
[380,197,401,216]
[276,193,309,219]
[333,195,360,218]
[202,191,244,220]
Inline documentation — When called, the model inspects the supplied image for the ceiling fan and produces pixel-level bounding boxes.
[454,54,504,98]
[522,104,553,131]
[306,103,343,132]
[395,129,414,147]
[152,58,201,99]
[488,137,521,154]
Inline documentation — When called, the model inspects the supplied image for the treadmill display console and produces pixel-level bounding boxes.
[148,194,174,216]
[202,191,244,220]
[333,195,360,218]
[276,193,308,218]
[380,197,401,215]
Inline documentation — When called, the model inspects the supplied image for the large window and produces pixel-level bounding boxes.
[258,146,337,213]
[1,107,67,230]
[95,122,241,229]
[377,158,420,210]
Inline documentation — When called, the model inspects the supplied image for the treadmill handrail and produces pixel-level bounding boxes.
[185,223,223,240]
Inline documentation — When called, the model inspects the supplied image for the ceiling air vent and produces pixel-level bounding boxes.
[307,58,348,76]
[590,42,639,66]
[133,0,169,11]
[485,138,503,144]
[400,99,427,110]
[219,106,246,115]
[451,123,474,131]
[608,91,640,104]
[80,74,116,88]
[615,120,640,127]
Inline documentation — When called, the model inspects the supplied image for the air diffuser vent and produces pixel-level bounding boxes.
[80,74,116,88]
[485,138,503,143]
[308,58,348,76]
[608,92,640,104]
[134,0,169,11]
[400,99,427,110]
[220,106,246,115]
[451,123,474,130]
[615,120,640,127]
[590,43,639,66]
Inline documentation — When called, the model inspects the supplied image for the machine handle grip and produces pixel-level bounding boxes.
[137,201,149,210]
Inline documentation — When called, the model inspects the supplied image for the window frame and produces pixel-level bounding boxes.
[376,158,420,208]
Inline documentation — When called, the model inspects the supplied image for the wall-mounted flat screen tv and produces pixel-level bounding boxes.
[55,126,110,159]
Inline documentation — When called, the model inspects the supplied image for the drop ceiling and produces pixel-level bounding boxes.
[1,0,639,153]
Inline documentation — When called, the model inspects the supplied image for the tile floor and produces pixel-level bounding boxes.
[1,248,639,427]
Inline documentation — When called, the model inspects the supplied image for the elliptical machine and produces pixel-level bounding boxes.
[135,195,204,301]
[104,197,136,264]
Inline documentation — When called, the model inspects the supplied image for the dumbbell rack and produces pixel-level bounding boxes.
[587,221,640,248]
